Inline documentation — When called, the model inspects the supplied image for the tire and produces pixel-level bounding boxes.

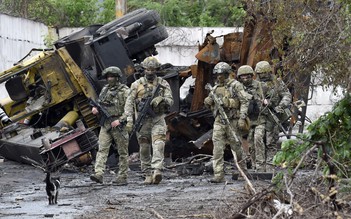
[96,9,161,36]
[126,25,168,57]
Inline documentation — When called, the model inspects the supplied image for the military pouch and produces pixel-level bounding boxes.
[105,105,122,117]
[248,99,260,121]
[152,103,161,114]
[277,107,292,123]
[152,101,169,114]
[226,109,238,119]
[230,98,240,109]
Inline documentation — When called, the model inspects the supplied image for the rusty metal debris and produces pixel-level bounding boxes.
[0,8,308,174]
[0,8,168,171]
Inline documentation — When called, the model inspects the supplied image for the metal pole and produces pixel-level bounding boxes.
[115,0,126,18]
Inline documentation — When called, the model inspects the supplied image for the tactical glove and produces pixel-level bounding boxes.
[274,105,284,114]
[263,99,270,106]
[126,121,133,134]
[150,96,164,108]
[204,96,213,107]
[238,118,248,131]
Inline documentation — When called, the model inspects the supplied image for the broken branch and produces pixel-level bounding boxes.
[149,208,164,219]
[232,151,256,194]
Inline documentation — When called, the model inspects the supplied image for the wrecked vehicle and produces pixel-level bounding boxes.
[0,7,308,174]
[0,8,171,171]
[165,21,309,161]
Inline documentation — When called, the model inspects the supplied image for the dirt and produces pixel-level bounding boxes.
[0,159,257,219]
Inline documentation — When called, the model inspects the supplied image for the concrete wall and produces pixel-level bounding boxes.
[0,14,49,100]
[306,86,343,121]
[57,27,242,66]
[155,27,243,66]
[0,13,343,123]
[0,13,48,72]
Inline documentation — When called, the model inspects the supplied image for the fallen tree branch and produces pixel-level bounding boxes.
[165,154,213,169]
[20,156,46,171]
[272,175,294,219]
[230,188,272,219]
[149,208,164,219]
[288,143,320,187]
[176,214,214,218]
[232,151,256,195]
[320,142,341,211]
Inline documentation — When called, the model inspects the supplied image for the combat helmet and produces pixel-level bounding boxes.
[213,62,232,74]
[254,61,271,74]
[237,65,254,77]
[141,57,161,70]
[102,66,123,78]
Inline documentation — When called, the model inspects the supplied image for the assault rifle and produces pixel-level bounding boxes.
[130,83,164,137]
[205,83,241,143]
[258,81,289,136]
[267,107,288,136]
[89,99,125,136]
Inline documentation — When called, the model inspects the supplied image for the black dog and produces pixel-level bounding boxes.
[45,172,60,205]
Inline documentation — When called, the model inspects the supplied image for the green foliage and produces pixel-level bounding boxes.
[274,1,350,91]
[53,0,99,27]
[274,94,351,179]
[96,0,115,24]
[127,0,245,27]
[0,0,100,27]
[42,30,58,48]
[271,171,284,189]
[0,0,245,27]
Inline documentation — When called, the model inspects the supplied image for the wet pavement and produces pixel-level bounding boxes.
[0,159,251,219]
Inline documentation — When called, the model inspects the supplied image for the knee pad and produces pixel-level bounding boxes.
[153,134,165,143]
[138,136,150,144]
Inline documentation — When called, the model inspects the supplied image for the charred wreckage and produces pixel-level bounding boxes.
[0,8,308,175]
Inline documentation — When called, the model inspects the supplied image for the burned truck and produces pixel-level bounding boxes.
[0,7,308,172]
[0,8,173,171]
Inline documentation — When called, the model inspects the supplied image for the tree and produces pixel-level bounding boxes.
[245,1,351,92]
[0,0,246,27]
[249,1,351,212]
[96,0,115,24]
[126,0,246,27]
[241,0,351,168]
[0,0,100,27]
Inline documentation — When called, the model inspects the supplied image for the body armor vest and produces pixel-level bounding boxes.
[213,81,240,119]
[135,77,167,113]
[99,84,128,117]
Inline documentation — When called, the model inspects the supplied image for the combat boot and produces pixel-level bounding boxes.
[144,175,153,185]
[153,169,162,184]
[113,176,128,186]
[210,174,224,183]
[90,174,103,184]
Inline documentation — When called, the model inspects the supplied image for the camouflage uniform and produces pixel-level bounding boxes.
[125,57,173,184]
[237,65,267,172]
[204,62,250,183]
[255,61,292,164]
[90,67,130,185]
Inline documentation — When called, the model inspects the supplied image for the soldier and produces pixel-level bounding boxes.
[255,61,292,165]
[90,66,130,186]
[124,57,173,185]
[204,62,250,183]
[237,65,267,172]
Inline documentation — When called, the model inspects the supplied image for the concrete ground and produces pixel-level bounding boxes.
[0,159,257,219]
